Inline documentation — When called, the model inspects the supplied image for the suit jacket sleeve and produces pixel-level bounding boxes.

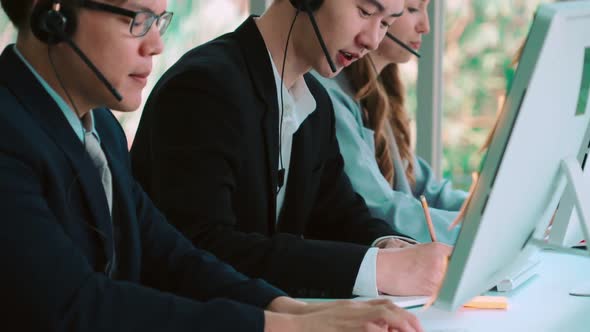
[0,116,279,332]
[133,178,287,307]
[132,69,377,298]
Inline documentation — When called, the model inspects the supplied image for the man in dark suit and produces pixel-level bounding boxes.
[0,0,422,331]
[132,0,451,300]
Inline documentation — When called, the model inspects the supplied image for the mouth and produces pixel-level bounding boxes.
[337,50,360,68]
[129,72,150,86]
[409,42,422,50]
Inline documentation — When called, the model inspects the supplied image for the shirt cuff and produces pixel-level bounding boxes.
[352,247,380,297]
[372,235,419,248]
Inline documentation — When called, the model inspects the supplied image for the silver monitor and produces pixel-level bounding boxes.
[549,137,590,248]
[435,0,590,311]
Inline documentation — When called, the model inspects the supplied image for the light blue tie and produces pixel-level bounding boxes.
[84,130,113,216]
[84,129,117,277]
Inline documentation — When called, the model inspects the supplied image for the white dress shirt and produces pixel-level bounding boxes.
[269,55,317,221]
[268,53,380,297]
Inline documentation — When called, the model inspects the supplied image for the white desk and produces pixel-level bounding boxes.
[302,250,590,331]
[413,250,590,332]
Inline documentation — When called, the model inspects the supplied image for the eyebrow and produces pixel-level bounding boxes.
[128,4,153,12]
[126,0,160,13]
[362,0,405,18]
[126,4,168,16]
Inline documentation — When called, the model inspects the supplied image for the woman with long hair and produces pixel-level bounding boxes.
[315,0,467,244]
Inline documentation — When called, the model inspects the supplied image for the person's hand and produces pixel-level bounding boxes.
[293,299,423,332]
[296,299,359,314]
[375,238,416,249]
[266,297,359,315]
[376,242,452,296]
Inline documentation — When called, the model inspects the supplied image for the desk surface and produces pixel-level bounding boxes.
[413,250,590,332]
[301,250,590,331]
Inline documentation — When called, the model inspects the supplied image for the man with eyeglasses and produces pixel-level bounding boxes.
[0,1,422,331]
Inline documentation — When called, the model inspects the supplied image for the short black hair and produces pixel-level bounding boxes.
[0,0,35,29]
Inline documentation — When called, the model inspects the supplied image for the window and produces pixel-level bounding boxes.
[399,0,548,190]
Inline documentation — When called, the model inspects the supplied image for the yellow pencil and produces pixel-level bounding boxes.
[420,195,437,242]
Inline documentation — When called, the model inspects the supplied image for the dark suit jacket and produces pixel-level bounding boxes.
[0,45,285,332]
[132,17,406,298]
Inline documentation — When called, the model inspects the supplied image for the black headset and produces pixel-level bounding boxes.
[276,0,335,193]
[31,0,77,45]
[29,0,123,101]
[289,0,324,12]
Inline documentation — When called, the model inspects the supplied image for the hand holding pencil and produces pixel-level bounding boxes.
[418,196,455,309]
[420,195,438,242]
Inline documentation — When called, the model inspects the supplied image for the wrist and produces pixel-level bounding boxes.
[377,249,410,296]
[376,249,396,294]
[264,311,301,332]
[266,296,308,314]
[373,236,392,248]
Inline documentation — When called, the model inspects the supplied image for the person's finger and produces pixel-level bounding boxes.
[399,310,422,332]
[366,321,390,332]
[373,304,421,332]
[365,299,394,307]
[381,315,415,332]
[360,305,418,332]
[365,299,405,315]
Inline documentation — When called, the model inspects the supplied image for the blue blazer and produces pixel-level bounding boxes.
[0,46,284,332]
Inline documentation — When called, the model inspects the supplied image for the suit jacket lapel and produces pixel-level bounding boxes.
[280,122,313,234]
[275,74,320,232]
[0,46,114,261]
[235,17,281,229]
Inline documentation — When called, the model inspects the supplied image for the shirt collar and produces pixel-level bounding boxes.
[268,52,317,123]
[13,45,99,143]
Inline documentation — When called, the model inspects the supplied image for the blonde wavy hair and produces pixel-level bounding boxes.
[344,54,416,187]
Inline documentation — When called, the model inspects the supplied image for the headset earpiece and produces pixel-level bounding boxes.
[289,0,324,12]
[30,1,77,45]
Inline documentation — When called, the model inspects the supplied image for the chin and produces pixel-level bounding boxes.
[118,101,142,112]
[120,90,143,112]
[389,51,412,64]
[399,54,413,64]
[315,64,342,78]
[107,98,141,113]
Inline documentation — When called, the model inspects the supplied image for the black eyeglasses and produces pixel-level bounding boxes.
[81,0,174,37]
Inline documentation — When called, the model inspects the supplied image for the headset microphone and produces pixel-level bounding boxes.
[32,1,123,102]
[298,1,338,73]
[386,32,421,58]
[52,29,123,101]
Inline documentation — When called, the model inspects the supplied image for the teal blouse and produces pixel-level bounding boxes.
[314,72,467,244]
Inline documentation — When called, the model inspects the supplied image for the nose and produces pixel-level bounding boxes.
[357,20,383,52]
[139,26,165,57]
[418,11,431,35]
